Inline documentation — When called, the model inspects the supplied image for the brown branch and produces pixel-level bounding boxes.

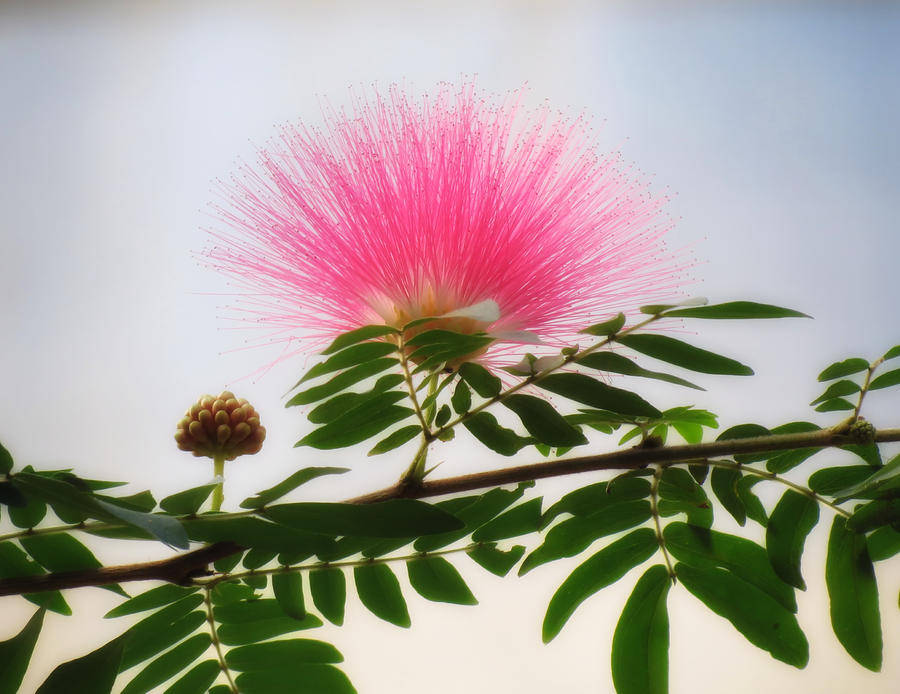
[347,427,900,503]
[2,427,898,598]
[0,541,242,597]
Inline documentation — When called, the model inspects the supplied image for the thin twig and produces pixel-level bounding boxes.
[650,466,676,579]
[204,586,238,693]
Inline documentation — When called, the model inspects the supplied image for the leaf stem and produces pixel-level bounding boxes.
[196,543,478,588]
[396,332,432,439]
[694,459,851,518]
[650,466,676,580]
[211,454,226,513]
[853,356,883,421]
[203,586,238,693]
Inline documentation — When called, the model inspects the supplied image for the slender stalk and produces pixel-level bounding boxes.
[396,332,432,438]
[434,313,662,437]
[697,459,851,518]
[649,466,675,579]
[211,454,226,512]
[853,356,883,420]
[203,586,238,693]
[197,543,478,588]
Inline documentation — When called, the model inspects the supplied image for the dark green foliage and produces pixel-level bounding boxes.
[472,498,542,542]
[503,394,588,447]
[0,542,71,615]
[300,341,399,384]
[236,665,356,694]
[407,556,478,605]
[617,334,753,375]
[869,367,900,390]
[368,425,422,455]
[218,614,323,646]
[354,563,410,627]
[611,565,670,694]
[663,301,809,320]
[0,440,12,474]
[736,476,768,526]
[296,395,415,449]
[543,529,657,642]
[710,467,746,525]
[538,373,661,418]
[462,412,532,455]
[287,358,399,406]
[578,351,703,390]
[273,571,306,619]
[310,568,346,626]
[36,636,126,694]
[664,522,796,612]
[580,312,625,336]
[811,380,860,405]
[766,491,819,589]
[226,639,343,670]
[818,358,869,381]
[159,484,217,515]
[321,325,398,355]
[0,609,44,694]
[264,499,463,538]
[657,468,713,528]
[106,585,198,618]
[240,467,349,509]
[867,527,900,561]
[458,361,502,398]
[161,660,220,694]
[467,544,525,577]
[451,380,472,413]
[675,562,808,667]
[120,634,210,694]
[541,478,651,528]
[826,517,882,671]
[520,500,652,574]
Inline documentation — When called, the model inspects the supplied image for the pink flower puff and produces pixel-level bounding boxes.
[206,81,685,367]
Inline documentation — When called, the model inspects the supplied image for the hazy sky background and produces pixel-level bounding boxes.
[1,1,899,692]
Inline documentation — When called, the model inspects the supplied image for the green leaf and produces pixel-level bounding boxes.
[578,351,704,390]
[826,516,882,671]
[36,636,126,694]
[354,563,410,627]
[307,378,404,425]
[869,367,900,390]
[321,325,398,355]
[8,491,47,528]
[818,358,869,382]
[710,467,746,526]
[580,312,626,336]
[19,533,126,596]
[537,373,661,418]
[0,481,27,508]
[301,342,398,384]
[716,423,770,442]
[543,529,657,643]
[265,499,463,538]
[0,542,70,615]
[121,633,211,694]
[883,345,900,360]
[159,484,217,515]
[241,548,275,570]
[520,500,653,575]
[617,334,753,375]
[273,571,306,619]
[94,499,189,549]
[368,425,422,456]
[809,465,876,497]
[296,397,415,449]
[287,358,399,406]
[766,447,821,474]
[407,556,478,605]
[467,544,525,577]
[434,404,451,427]
[815,398,855,412]
[451,380,472,413]
[847,498,900,533]
[463,411,532,456]
[458,362,502,398]
[502,394,588,447]
[236,665,356,694]
[657,468,713,528]
[0,441,12,474]
[737,476,768,526]
[184,516,332,555]
[766,491,819,590]
[106,585,198,618]
[310,568,346,626]
[120,600,205,670]
[240,467,350,509]
[610,565,670,694]
[811,379,860,405]
[867,527,900,561]
[843,442,882,467]
[832,453,900,500]
[414,485,532,552]
[217,614,323,646]
[226,639,342,671]
[675,562,808,667]
[0,609,44,694]
[664,301,809,320]
[542,478,651,528]
[664,522,796,612]
[472,498,542,542]
[161,660,220,694]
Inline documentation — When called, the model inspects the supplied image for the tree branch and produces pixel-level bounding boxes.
[2,427,898,597]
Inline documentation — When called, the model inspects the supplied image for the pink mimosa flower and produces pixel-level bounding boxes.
[206,82,684,365]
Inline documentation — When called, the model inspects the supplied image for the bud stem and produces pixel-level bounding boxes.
[211,454,226,511]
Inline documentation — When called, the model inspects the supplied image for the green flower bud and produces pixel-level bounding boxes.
[175,391,266,461]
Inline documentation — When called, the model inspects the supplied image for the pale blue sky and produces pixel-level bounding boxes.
[1,2,898,693]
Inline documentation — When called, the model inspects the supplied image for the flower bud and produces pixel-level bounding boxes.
[175,391,266,460]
